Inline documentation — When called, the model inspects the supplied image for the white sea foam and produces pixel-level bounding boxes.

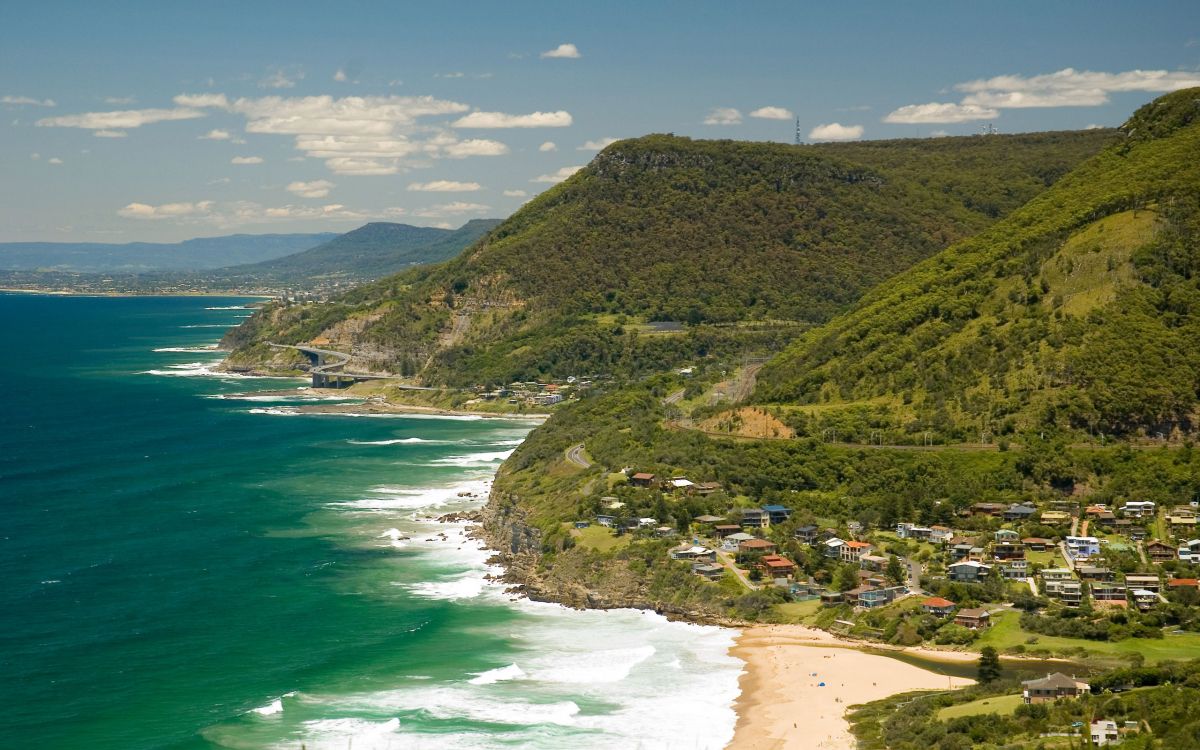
[428,450,514,466]
[179,324,232,328]
[211,394,357,402]
[250,698,283,716]
[467,663,526,685]
[347,437,438,445]
[402,570,488,602]
[205,305,251,310]
[153,345,224,353]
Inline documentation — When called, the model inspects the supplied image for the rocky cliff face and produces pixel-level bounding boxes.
[476,484,743,626]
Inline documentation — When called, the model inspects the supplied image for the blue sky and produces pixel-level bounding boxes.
[1,1,1198,242]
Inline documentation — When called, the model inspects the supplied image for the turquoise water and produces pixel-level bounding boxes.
[0,294,740,750]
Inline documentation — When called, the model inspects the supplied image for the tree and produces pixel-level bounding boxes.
[886,554,907,586]
[835,564,860,592]
[977,646,1002,684]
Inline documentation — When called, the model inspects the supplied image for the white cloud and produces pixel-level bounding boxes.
[104,96,136,105]
[578,137,618,151]
[36,107,205,130]
[539,141,557,152]
[260,66,304,90]
[955,67,1200,109]
[118,200,214,219]
[231,156,264,164]
[199,128,232,140]
[174,93,230,108]
[531,165,584,184]
[2,95,55,107]
[322,157,400,176]
[703,107,742,125]
[808,122,864,141]
[435,72,465,79]
[930,129,949,137]
[413,201,491,217]
[30,153,39,160]
[750,106,794,120]
[48,157,63,165]
[441,138,509,158]
[94,130,127,138]
[883,102,999,124]
[286,179,334,198]
[333,68,348,82]
[453,110,572,128]
[541,43,581,59]
[503,189,527,197]
[407,180,482,192]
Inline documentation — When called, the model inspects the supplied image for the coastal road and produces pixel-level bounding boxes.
[715,548,757,591]
[662,388,686,406]
[902,556,923,595]
[565,443,593,469]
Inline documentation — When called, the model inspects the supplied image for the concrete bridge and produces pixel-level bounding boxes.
[268,343,392,389]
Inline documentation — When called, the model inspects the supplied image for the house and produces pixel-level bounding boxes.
[921,597,957,616]
[693,481,723,496]
[721,532,756,551]
[823,537,846,559]
[740,508,770,529]
[574,521,590,529]
[1065,536,1101,561]
[655,526,676,538]
[859,554,889,572]
[1086,504,1109,518]
[630,472,656,488]
[1132,589,1159,610]
[669,477,695,492]
[1146,540,1177,563]
[971,502,1007,517]
[738,538,777,555]
[840,540,874,564]
[1119,500,1156,518]
[954,608,991,629]
[1049,580,1084,607]
[713,524,743,539]
[930,525,954,543]
[596,514,616,527]
[948,560,992,582]
[670,545,716,561]
[1023,537,1052,551]
[819,590,844,606]
[847,520,864,536]
[950,542,975,561]
[1022,673,1090,704]
[1095,511,1117,526]
[638,517,658,528]
[1078,566,1114,582]
[993,542,1026,561]
[1168,509,1197,534]
[1168,577,1200,591]
[1039,510,1072,525]
[762,504,792,525]
[1041,568,1074,583]
[994,529,1020,543]
[1178,539,1200,562]
[857,587,903,609]
[692,563,724,580]
[1090,583,1128,603]
[759,555,796,579]
[1000,559,1029,580]
[897,522,933,540]
[1125,574,1161,593]
[969,546,988,562]
[1128,526,1149,541]
[793,525,819,545]
[693,514,725,526]
[1090,720,1120,747]
[1004,502,1039,521]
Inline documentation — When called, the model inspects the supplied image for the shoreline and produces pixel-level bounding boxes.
[227,387,553,421]
[0,287,276,298]
[726,625,974,750]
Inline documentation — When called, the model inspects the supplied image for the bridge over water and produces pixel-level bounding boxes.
[268,343,424,389]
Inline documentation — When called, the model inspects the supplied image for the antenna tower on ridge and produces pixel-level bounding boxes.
[795,117,802,145]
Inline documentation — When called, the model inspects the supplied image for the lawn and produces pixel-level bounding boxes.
[974,610,1200,663]
[772,599,823,623]
[937,693,1024,721]
[569,524,629,552]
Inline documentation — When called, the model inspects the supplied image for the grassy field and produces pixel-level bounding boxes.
[772,599,823,623]
[937,693,1024,721]
[975,610,1200,663]
[569,524,629,552]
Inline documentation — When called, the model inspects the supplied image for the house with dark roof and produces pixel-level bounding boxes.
[793,525,819,545]
[630,472,656,488]
[1004,503,1038,521]
[1022,673,1090,704]
[1146,540,1177,563]
[954,608,991,629]
[762,504,792,525]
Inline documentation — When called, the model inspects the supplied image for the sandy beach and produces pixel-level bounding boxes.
[727,626,974,750]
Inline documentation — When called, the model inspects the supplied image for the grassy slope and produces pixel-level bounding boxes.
[975,610,1200,664]
[754,89,1200,441]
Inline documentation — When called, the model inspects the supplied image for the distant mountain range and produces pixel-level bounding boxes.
[213,219,501,284]
[0,233,338,273]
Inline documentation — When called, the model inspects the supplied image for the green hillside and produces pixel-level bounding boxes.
[754,88,1200,442]
[224,130,1111,384]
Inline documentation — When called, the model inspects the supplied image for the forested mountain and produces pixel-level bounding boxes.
[754,88,1200,441]
[0,232,336,272]
[223,129,1111,384]
[214,219,500,284]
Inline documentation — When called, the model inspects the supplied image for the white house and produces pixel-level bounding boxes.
[1065,536,1101,560]
[1090,719,1120,746]
[1119,500,1156,518]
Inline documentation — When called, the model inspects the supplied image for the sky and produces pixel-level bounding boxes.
[1,1,1198,243]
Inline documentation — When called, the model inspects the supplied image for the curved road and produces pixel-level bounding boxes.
[565,443,592,469]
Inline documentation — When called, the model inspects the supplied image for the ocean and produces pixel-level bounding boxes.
[0,293,741,750]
